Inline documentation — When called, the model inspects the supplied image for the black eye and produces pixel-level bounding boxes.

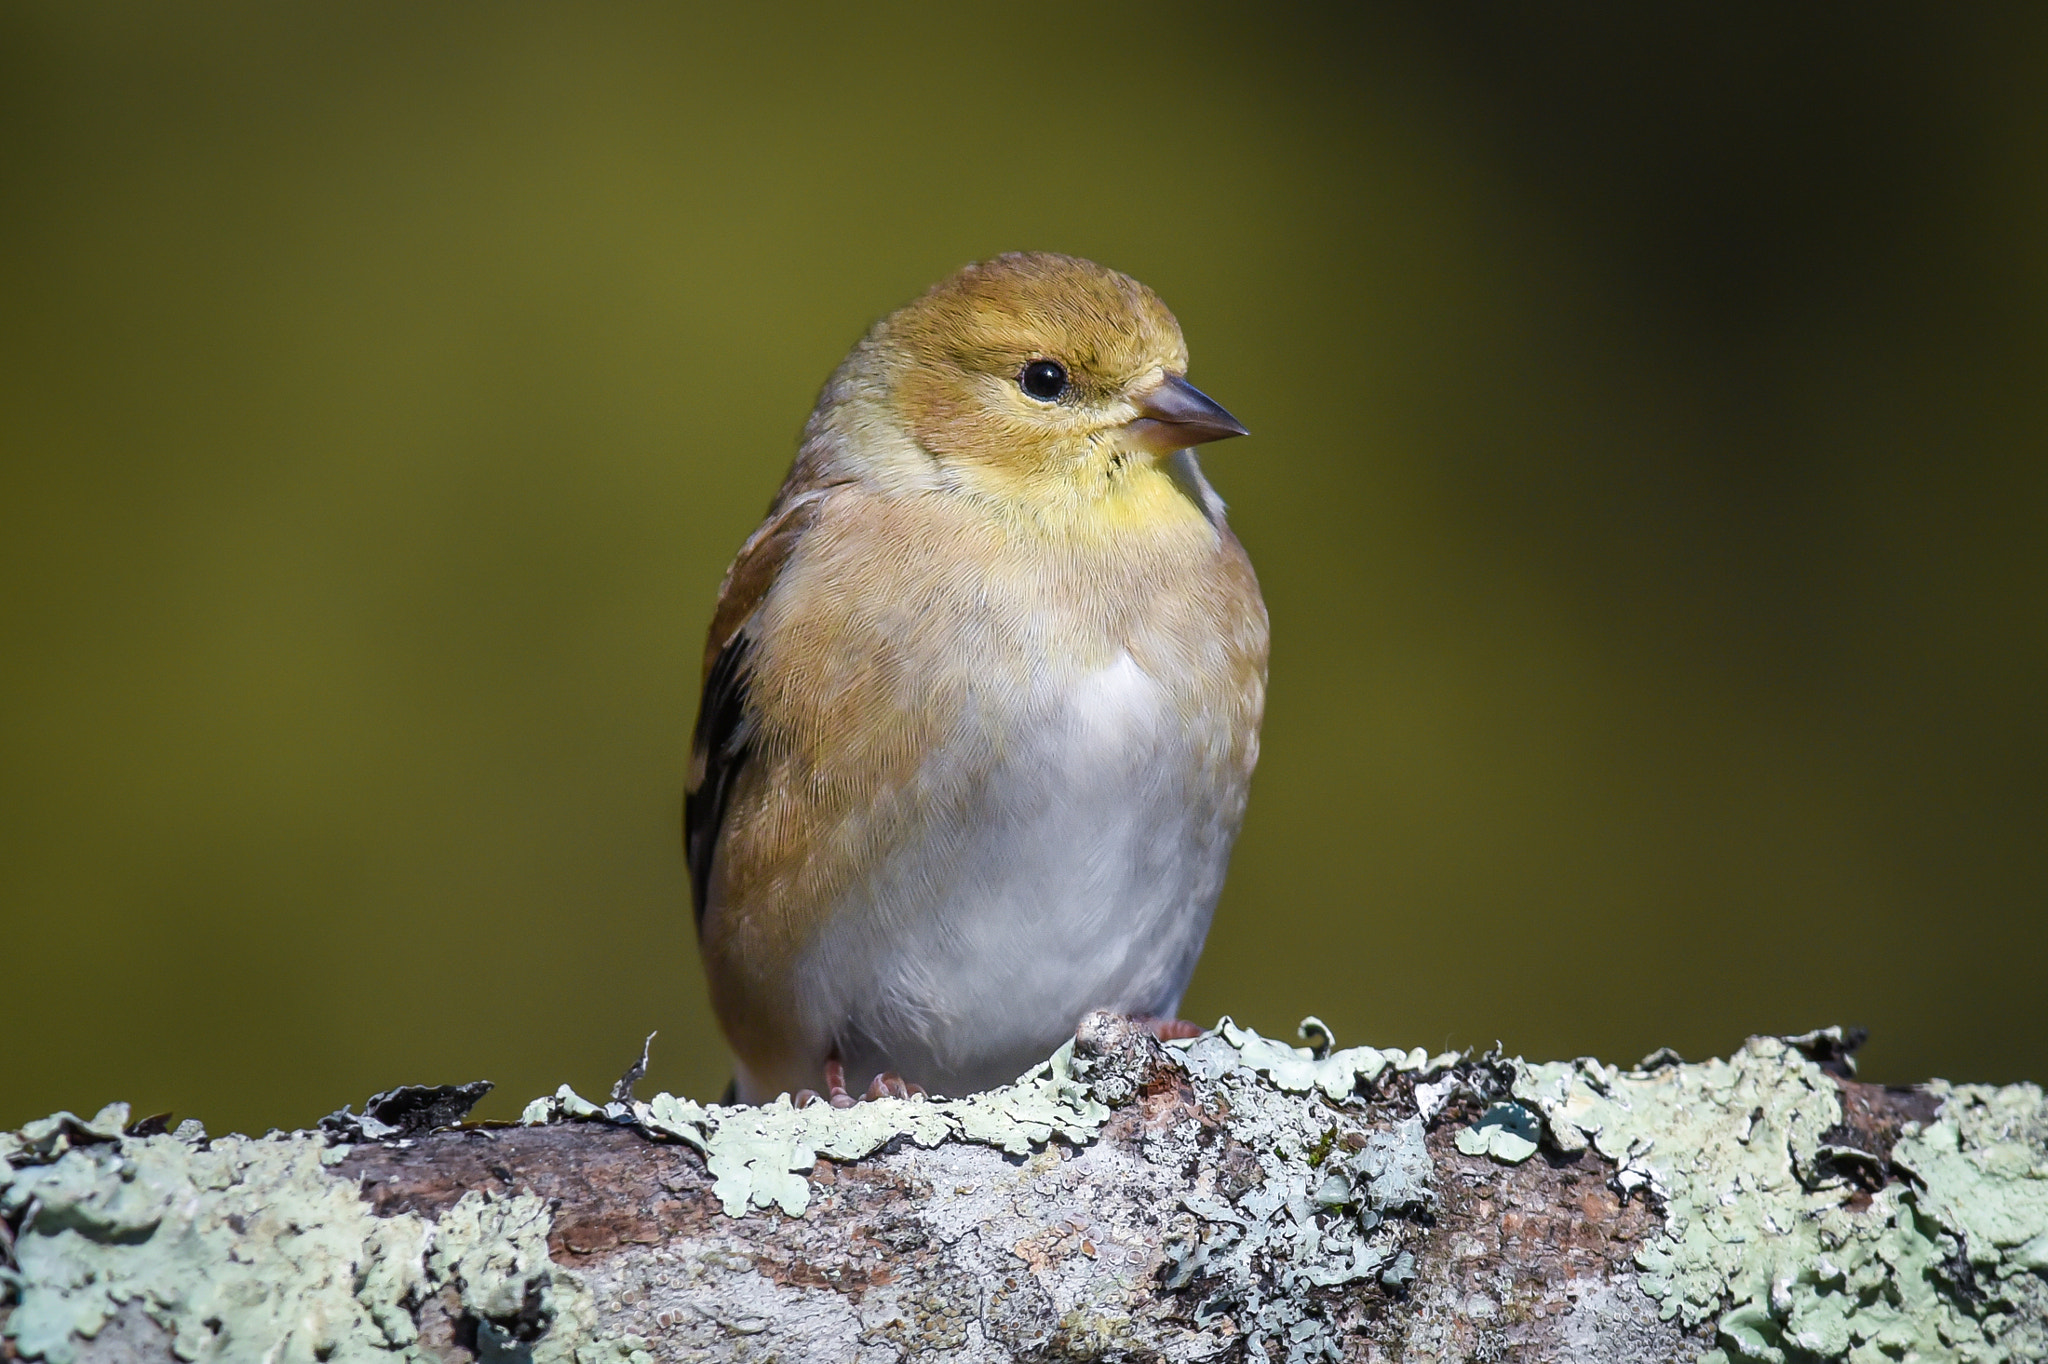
[1019,359,1068,401]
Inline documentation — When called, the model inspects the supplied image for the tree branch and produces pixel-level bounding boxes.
[3,1014,2042,1363]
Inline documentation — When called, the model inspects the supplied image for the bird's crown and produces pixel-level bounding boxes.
[891,251,1188,395]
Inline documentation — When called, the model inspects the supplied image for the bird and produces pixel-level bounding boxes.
[687,252,1267,1105]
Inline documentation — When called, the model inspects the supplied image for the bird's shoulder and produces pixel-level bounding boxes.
[699,480,844,682]
[686,476,848,928]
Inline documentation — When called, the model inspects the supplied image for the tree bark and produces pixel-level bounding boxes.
[3,1014,2042,1364]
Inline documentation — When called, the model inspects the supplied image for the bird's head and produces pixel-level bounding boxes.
[843,253,1246,515]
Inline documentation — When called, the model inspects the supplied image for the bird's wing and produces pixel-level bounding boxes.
[686,490,830,932]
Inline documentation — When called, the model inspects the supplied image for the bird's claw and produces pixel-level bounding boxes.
[800,1057,923,1106]
[1137,1015,1205,1041]
[863,1071,923,1101]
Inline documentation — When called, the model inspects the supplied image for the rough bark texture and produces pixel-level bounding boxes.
[3,1015,2043,1364]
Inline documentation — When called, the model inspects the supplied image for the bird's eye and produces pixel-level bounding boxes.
[1019,359,1068,402]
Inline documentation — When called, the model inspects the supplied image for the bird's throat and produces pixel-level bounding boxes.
[959,452,1214,546]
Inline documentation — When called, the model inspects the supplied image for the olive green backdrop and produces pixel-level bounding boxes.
[5,4,2044,1134]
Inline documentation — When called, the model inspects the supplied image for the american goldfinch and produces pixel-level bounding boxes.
[688,253,1267,1104]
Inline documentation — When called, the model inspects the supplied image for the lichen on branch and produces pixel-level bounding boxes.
[3,1015,2043,1363]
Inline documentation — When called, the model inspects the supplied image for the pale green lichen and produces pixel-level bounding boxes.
[3,1105,130,1167]
[521,1038,1109,1216]
[1515,1035,2048,1363]
[1897,1082,2048,1279]
[1,1119,652,1363]
[1162,1020,1447,1364]
[1189,1016,1456,1103]
[428,1190,651,1364]
[4,1122,406,1363]
[1454,1101,1541,1163]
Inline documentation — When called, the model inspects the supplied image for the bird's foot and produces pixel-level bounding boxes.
[794,1056,926,1108]
[862,1071,924,1101]
[1136,1015,1205,1042]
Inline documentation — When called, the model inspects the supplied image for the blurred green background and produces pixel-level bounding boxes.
[5,4,2044,1134]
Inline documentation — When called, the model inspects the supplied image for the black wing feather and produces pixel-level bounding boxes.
[686,630,753,932]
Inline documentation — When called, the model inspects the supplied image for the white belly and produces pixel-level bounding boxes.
[791,651,1242,1096]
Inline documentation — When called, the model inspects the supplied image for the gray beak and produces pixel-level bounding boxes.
[1122,374,1249,455]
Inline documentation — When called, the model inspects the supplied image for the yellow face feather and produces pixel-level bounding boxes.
[872,253,1205,535]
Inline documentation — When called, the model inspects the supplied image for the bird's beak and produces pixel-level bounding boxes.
[1121,374,1249,456]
